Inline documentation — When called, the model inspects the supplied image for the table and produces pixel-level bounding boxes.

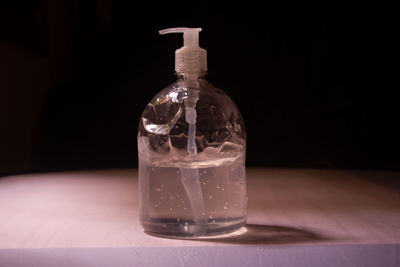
[0,168,399,266]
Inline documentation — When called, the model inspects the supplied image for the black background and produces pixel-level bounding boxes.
[0,1,398,174]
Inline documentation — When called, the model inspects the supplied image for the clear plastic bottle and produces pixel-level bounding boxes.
[138,28,246,238]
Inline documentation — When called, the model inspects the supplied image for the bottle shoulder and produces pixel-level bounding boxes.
[149,79,240,114]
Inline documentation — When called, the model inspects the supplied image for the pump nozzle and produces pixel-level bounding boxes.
[159,27,202,47]
[159,27,207,75]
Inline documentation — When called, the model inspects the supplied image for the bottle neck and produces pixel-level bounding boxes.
[176,72,207,81]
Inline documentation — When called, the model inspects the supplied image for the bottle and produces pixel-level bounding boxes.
[138,27,246,238]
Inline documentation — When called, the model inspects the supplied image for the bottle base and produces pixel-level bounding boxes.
[142,216,246,239]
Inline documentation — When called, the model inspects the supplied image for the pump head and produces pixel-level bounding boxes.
[159,27,207,76]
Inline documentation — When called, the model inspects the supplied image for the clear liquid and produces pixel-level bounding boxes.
[139,156,246,238]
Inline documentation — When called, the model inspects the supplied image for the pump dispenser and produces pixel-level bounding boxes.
[138,27,246,238]
[159,27,207,76]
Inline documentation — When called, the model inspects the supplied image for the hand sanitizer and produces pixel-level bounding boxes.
[138,27,246,238]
